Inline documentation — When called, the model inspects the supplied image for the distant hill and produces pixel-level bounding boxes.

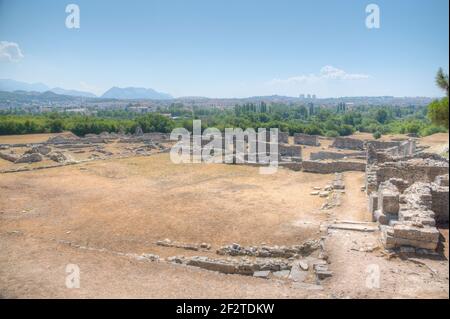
[50,87,97,98]
[0,91,83,109]
[0,79,49,93]
[101,87,173,100]
[0,79,97,98]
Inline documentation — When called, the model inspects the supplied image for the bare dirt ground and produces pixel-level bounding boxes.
[0,133,448,299]
[418,133,449,155]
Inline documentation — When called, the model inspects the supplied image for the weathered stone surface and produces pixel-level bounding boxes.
[430,183,449,224]
[278,132,289,144]
[369,193,379,217]
[378,182,400,215]
[302,160,366,174]
[216,240,320,258]
[382,231,438,250]
[48,151,75,163]
[0,151,19,162]
[294,133,320,146]
[278,143,302,158]
[26,145,52,156]
[332,179,345,190]
[331,137,364,150]
[14,153,43,164]
[373,210,389,225]
[298,260,309,271]
[367,141,447,252]
[156,238,211,251]
[175,256,292,275]
[392,224,440,242]
[328,222,379,232]
[435,174,449,187]
[310,151,366,161]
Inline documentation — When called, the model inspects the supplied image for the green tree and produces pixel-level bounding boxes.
[436,67,449,97]
[375,109,388,124]
[427,68,449,129]
[428,97,449,129]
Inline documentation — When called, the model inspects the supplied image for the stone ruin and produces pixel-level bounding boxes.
[365,140,449,253]
[331,137,365,150]
[158,238,332,282]
[0,131,172,171]
[310,150,366,161]
[294,133,320,146]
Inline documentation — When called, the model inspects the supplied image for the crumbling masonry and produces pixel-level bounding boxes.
[365,140,449,253]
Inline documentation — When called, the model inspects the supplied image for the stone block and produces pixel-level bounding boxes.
[369,193,379,216]
[379,187,399,215]
[392,224,440,242]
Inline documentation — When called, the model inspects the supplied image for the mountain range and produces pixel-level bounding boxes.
[101,87,172,100]
[0,79,173,100]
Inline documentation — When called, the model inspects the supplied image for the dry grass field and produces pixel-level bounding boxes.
[0,133,448,298]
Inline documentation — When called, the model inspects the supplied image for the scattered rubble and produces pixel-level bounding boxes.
[216,240,321,258]
[14,153,43,164]
[156,238,211,251]
[48,151,76,164]
[365,141,449,253]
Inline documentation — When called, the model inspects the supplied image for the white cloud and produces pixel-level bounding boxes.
[268,65,369,85]
[0,41,24,62]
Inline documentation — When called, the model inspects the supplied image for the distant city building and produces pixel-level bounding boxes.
[312,94,316,99]
[299,94,305,99]
[65,108,87,114]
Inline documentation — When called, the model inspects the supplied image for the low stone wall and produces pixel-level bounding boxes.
[169,256,292,276]
[331,137,365,150]
[302,160,366,174]
[431,176,449,224]
[366,140,401,150]
[278,143,302,158]
[310,151,366,161]
[294,133,320,146]
[278,132,289,144]
[375,163,449,188]
[0,151,19,162]
[384,140,416,157]
[279,161,302,171]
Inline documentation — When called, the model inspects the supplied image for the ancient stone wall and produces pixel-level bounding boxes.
[302,160,366,174]
[310,151,366,161]
[294,133,320,146]
[278,144,302,158]
[431,188,449,224]
[366,140,401,150]
[0,151,19,162]
[381,182,441,251]
[375,163,448,187]
[331,137,365,150]
[384,140,416,157]
[278,132,289,144]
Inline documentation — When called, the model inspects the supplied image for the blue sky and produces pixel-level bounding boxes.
[0,0,448,98]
